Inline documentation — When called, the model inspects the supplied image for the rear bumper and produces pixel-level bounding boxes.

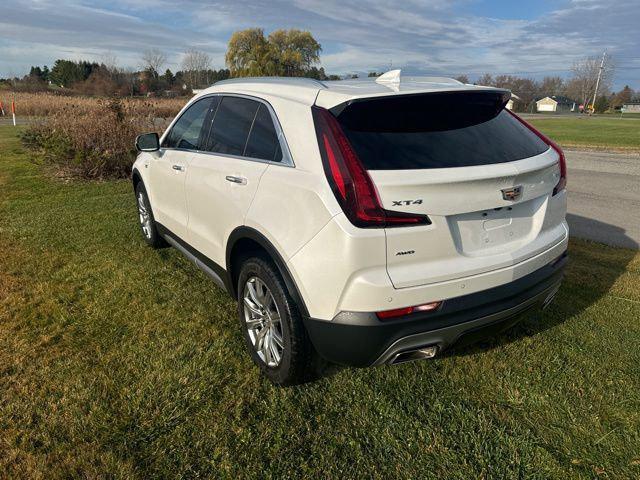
[303,251,567,367]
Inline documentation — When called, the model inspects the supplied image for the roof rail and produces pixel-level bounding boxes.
[213,76,327,89]
[350,70,463,86]
[407,76,463,85]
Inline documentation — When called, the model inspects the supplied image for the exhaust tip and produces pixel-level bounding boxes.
[389,345,438,365]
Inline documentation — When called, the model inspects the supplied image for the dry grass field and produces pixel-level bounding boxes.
[12,93,182,179]
[1,91,184,118]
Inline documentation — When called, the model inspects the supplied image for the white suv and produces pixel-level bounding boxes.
[133,72,568,385]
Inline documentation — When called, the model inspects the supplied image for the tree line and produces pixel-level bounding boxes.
[1,57,231,97]
[0,28,337,96]
[1,28,637,109]
[465,73,638,113]
[456,55,638,113]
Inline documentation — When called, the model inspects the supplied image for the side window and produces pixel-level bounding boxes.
[245,104,283,162]
[207,97,259,156]
[197,95,221,148]
[162,98,212,150]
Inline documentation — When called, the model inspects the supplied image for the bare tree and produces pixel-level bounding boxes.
[141,48,167,78]
[101,51,119,78]
[539,76,564,96]
[122,67,138,97]
[181,49,212,88]
[565,55,615,107]
[101,50,121,80]
[493,75,539,108]
[476,73,494,86]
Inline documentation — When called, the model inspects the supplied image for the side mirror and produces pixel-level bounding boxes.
[135,132,160,152]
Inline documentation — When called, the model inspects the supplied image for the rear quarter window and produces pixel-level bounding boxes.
[244,104,282,162]
[207,96,259,156]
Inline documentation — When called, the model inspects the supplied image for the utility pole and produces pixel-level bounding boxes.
[590,51,606,114]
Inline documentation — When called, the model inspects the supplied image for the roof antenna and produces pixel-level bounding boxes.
[376,69,401,84]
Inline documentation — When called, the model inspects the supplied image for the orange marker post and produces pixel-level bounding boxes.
[11,98,16,126]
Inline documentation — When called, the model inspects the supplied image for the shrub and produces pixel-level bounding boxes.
[21,98,172,179]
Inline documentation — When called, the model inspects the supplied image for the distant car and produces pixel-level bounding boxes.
[132,72,568,385]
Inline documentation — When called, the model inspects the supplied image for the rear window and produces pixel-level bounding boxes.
[333,91,549,170]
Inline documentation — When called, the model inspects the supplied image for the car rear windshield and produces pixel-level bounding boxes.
[332,91,549,170]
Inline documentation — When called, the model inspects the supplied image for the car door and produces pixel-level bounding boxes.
[186,95,285,268]
[150,97,214,240]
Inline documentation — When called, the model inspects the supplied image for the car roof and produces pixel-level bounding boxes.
[198,72,507,109]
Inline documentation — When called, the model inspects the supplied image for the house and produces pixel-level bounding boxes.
[536,95,577,113]
[622,102,640,113]
[506,93,521,111]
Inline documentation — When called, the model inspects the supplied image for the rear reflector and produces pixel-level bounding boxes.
[507,110,566,195]
[312,106,431,228]
[376,301,442,320]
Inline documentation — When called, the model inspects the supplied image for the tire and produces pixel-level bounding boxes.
[237,256,314,385]
[135,183,166,249]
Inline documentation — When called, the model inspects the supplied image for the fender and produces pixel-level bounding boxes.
[226,226,310,318]
[131,166,160,221]
[131,167,143,191]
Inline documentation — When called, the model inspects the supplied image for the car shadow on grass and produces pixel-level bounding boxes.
[443,214,638,360]
[155,213,637,381]
[315,215,638,380]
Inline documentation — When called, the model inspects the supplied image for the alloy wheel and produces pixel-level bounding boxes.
[243,276,285,367]
[137,192,152,239]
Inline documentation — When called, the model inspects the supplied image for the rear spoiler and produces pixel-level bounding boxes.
[328,89,512,133]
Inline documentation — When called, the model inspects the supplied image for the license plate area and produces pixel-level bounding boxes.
[448,197,545,255]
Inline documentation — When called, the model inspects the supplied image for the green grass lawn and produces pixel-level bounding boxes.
[1,125,639,479]
[528,116,640,151]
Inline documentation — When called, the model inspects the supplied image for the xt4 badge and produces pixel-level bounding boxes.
[392,199,423,206]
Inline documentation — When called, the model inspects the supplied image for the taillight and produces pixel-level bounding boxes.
[312,106,431,228]
[376,301,442,320]
[507,110,566,195]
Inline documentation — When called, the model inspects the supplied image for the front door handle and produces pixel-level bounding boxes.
[225,175,247,185]
[172,164,185,172]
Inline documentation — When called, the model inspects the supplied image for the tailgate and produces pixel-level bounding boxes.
[331,90,566,288]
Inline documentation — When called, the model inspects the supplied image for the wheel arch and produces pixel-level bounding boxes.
[132,168,143,191]
[226,227,310,318]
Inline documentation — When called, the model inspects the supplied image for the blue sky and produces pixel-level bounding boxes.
[1,0,638,89]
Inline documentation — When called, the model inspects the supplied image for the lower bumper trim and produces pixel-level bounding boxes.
[303,252,567,367]
[372,281,556,365]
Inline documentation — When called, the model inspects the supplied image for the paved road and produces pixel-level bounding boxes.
[0,117,30,126]
[1,118,637,248]
[565,150,640,249]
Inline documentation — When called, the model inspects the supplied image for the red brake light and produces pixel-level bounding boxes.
[376,301,442,320]
[507,110,566,195]
[312,106,431,228]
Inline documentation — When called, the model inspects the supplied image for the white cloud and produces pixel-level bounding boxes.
[1,0,638,88]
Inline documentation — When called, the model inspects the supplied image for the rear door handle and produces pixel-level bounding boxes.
[225,175,247,185]
[172,164,185,172]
